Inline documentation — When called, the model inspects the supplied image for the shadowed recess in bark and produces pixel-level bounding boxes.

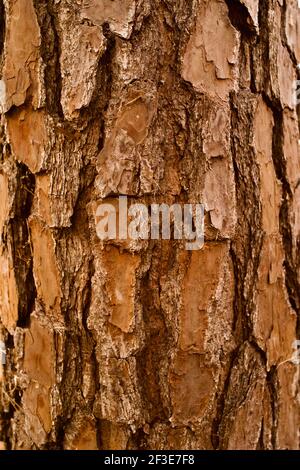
[0,1,4,59]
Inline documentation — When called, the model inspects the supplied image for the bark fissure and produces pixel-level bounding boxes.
[0,0,4,62]
[33,0,63,117]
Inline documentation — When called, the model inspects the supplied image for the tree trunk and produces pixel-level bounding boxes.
[0,0,300,450]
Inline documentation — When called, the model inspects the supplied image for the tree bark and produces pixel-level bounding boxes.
[0,0,300,450]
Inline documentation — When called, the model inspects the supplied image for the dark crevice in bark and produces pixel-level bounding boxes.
[82,259,95,332]
[229,242,244,335]
[0,409,12,450]
[94,37,115,155]
[228,99,240,335]
[266,366,278,449]
[211,346,240,449]
[82,258,100,442]
[255,0,270,92]
[229,92,263,339]
[55,415,69,451]
[253,0,299,432]
[91,23,115,110]
[161,0,196,29]
[127,426,148,450]
[216,342,266,449]
[92,355,101,450]
[0,0,5,61]
[73,25,115,154]
[256,419,265,449]
[263,96,300,333]
[211,81,266,449]
[1,334,23,450]
[249,46,257,94]
[102,21,113,39]
[213,340,268,449]
[249,339,268,363]
[267,102,291,193]
[58,141,100,447]
[281,0,298,67]
[225,0,257,37]
[54,247,87,443]
[67,161,100,448]
[13,163,36,328]
[279,202,300,318]
[131,4,203,447]
[226,89,272,447]
[33,0,63,118]
[95,418,102,450]
[56,332,81,449]
[0,152,36,331]
[136,252,170,427]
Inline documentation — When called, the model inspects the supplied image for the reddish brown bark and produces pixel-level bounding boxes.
[0,0,300,450]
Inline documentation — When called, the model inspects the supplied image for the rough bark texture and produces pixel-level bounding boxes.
[0,0,300,450]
